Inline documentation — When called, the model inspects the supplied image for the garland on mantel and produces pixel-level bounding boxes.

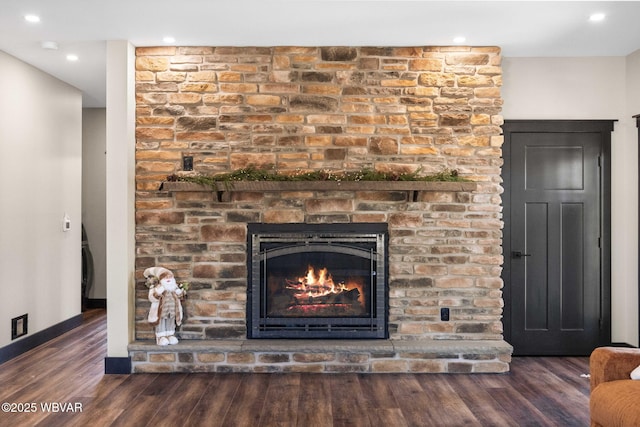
[167,166,465,189]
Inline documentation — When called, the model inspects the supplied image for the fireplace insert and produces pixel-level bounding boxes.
[247,223,388,339]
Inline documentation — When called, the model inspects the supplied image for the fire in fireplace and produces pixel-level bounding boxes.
[270,265,367,317]
[247,223,388,339]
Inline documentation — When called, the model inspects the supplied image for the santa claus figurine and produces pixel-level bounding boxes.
[144,266,184,345]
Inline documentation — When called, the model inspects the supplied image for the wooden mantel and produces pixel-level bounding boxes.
[160,180,478,202]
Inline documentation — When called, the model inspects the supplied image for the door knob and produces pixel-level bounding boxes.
[512,251,532,258]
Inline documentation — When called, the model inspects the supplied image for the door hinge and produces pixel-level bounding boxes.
[597,156,602,167]
[599,317,604,330]
[598,237,601,248]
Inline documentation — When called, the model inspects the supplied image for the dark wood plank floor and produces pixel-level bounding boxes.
[0,310,592,427]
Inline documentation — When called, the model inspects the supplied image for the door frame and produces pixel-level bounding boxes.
[502,120,613,347]
[636,114,640,346]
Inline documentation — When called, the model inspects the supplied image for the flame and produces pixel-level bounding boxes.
[285,265,364,307]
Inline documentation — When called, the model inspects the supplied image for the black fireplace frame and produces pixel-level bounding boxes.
[247,223,388,339]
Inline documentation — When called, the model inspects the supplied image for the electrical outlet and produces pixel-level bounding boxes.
[11,314,28,340]
[440,307,450,321]
[183,156,193,171]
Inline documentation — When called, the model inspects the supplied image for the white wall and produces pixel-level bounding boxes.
[106,41,136,358]
[82,108,107,299]
[502,55,639,346]
[624,49,640,346]
[0,50,82,349]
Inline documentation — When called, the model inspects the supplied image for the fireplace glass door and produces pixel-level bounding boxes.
[247,223,388,339]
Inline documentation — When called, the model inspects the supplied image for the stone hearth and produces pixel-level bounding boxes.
[130,339,512,373]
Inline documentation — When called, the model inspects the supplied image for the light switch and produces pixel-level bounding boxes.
[63,214,71,232]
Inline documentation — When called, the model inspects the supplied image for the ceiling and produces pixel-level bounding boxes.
[1,1,639,108]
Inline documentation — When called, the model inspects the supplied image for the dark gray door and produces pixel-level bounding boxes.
[503,121,612,356]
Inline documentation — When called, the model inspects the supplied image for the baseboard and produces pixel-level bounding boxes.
[610,342,638,348]
[105,356,132,374]
[0,314,83,365]
[85,298,107,309]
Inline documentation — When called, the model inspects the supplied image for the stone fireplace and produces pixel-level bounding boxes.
[130,45,512,373]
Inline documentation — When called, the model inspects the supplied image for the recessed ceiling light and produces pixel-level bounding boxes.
[41,41,59,50]
[24,14,41,23]
[66,54,79,62]
[453,36,466,44]
[589,13,606,22]
[163,36,176,44]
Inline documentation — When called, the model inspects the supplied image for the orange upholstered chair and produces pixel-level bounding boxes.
[590,347,640,427]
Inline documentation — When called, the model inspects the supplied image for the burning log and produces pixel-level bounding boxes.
[292,287,360,306]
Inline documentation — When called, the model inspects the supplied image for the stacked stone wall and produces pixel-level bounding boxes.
[134,46,504,345]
